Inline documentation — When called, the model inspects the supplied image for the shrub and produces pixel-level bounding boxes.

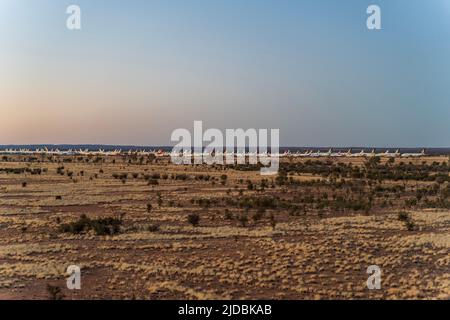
[224,209,233,220]
[47,284,64,300]
[147,224,160,232]
[397,211,410,222]
[238,214,248,227]
[59,214,122,236]
[91,217,122,236]
[187,213,200,227]
[59,214,91,234]
[57,166,65,175]
[151,173,161,179]
[397,211,417,231]
[269,214,277,230]
[252,211,263,223]
[405,220,417,231]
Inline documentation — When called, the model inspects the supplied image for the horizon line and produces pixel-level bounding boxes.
[0,144,449,149]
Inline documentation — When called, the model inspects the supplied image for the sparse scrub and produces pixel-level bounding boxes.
[59,214,122,236]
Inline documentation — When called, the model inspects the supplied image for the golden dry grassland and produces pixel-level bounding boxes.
[0,155,448,299]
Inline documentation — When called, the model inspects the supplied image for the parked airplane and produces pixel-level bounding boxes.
[294,150,312,157]
[376,150,390,157]
[350,149,366,157]
[0,147,428,158]
[330,150,345,157]
[385,149,401,158]
[401,149,426,158]
[363,149,376,157]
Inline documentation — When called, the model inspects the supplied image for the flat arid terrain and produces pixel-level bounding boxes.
[0,154,449,299]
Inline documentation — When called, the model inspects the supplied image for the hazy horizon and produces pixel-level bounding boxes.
[2,0,450,147]
[0,144,448,150]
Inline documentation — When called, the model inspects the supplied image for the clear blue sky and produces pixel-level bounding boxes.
[1,0,450,147]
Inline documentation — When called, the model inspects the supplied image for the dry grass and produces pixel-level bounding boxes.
[0,155,448,299]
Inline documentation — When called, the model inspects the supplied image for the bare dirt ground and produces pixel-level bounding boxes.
[0,155,448,299]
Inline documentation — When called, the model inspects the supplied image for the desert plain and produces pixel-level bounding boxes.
[0,154,449,299]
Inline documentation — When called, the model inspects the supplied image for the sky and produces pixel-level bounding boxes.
[1,0,450,147]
